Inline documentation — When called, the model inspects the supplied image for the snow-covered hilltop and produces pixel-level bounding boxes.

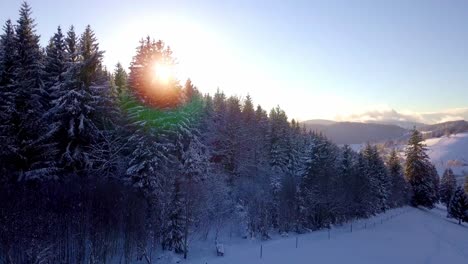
[184,207,468,264]
[425,133,468,178]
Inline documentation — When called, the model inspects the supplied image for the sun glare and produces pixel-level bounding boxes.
[152,62,174,84]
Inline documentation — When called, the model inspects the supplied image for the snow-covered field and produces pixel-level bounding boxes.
[184,207,468,264]
[424,133,468,176]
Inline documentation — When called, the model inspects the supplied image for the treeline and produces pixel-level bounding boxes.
[0,3,441,264]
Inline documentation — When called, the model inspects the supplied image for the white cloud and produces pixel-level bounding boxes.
[337,107,468,125]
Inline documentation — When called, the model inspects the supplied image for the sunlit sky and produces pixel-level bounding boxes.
[2,0,468,122]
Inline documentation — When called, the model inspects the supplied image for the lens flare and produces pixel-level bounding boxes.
[152,62,174,85]
[123,38,204,131]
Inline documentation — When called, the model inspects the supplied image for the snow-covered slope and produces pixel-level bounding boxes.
[424,133,468,176]
[184,207,468,264]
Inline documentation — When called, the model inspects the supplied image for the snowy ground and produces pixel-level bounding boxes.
[183,207,468,264]
[424,133,468,176]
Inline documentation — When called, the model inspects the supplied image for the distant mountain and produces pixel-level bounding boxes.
[365,120,426,129]
[420,120,468,138]
[301,119,336,126]
[302,121,408,145]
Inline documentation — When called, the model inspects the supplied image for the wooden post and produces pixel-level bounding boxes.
[328,228,330,240]
[296,236,298,248]
[350,223,353,233]
[260,244,263,258]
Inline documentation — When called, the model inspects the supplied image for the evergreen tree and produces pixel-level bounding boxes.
[65,25,78,63]
[113,62,127,97]
[0,19,17,178]
[80,25,101,86]
[339,145,359,217]
[47,24,110,172]
[447,186,468,224]
[128,37,182,108]
[12,2,56,180]
[405,129,438,208]
[163,177,185,253]
[44,26,67,90]
[440,168,457,207]
[387,149,408,207]
[47,61,97,171]
[354,151,374,217]
[362,144,390,213]
[0,19,16,87]
[299,133,339,229]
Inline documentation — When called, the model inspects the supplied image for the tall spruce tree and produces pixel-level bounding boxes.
[447,186,468,224]
[339,145,359,217]
[12,2,56,180]
[163,177,185,253]
[44,26,67,90]
[47,25,108,171]
[299,133,339,229]
[440,168,457,207]
[113,62,127,97]
[362,144,390,213]
[387,149,408,207]
[0,19,17,178]
[405,129,438,208]
[65,26,78,63]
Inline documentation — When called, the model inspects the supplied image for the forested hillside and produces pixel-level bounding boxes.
[0,3,451,263]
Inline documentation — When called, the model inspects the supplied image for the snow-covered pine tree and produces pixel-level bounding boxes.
[268,106,290,228]
[362,144,390,213]
[0,19,15,88]
[339,145,359,218]
[47,25,110,172]
[80,25,101,87]
[128,37,182,108]
[253,105,270,172]
[12,2,56,180]
[299,133,339,229]
[278,119,302,232]
[387,149,408,207]
[163,177,185,254]
[223,96,243,178]
[269,106,290,174]
[354,151,374,217]
[440,168,457,207]
[44,26,67,92]
[47,60,97,171]
[179,133,208,258]
[113,62,127,97]
[447,186,468,224]
[237,94,257,178]
[0,19,17,179]
[65,26,78,63]
[405,128,438,208]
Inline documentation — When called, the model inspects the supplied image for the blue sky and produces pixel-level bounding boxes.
[2,0,468,122]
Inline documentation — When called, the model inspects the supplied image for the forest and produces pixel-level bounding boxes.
[0,3,456,264]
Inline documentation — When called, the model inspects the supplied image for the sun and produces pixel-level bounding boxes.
[152,62,174,84]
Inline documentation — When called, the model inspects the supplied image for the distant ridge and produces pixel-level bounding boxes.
[300,119,467,145]
[301,121,407,145]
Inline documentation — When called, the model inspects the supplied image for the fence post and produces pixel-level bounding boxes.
[350,223,353,233]
[328,228,330,240]
[364,223,367,229]
[260,244,263,259]
[296,236,298,248]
